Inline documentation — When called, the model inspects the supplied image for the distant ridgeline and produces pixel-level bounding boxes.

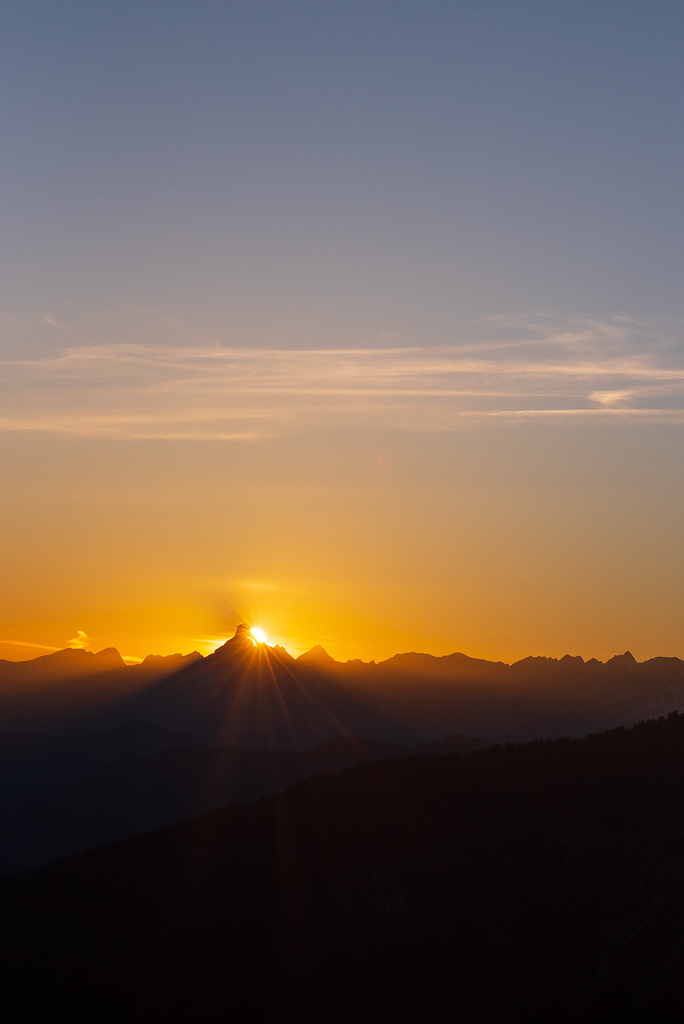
[1,626,684,745]
[3,713,684,1021]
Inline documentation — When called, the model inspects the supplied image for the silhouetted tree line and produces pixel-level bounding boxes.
[3,713,684,1021]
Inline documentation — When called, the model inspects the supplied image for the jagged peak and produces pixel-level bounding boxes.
[141,652,203,666]
[605,650,638,667]
[271,644,295,662]
[210,625,257,657]
[51,646,125,666]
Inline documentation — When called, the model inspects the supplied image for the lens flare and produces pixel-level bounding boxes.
[251,627,267,644]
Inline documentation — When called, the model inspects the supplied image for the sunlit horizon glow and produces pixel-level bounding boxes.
[2,358,684,667]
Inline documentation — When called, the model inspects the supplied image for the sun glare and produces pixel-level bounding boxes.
[251,627,267,644]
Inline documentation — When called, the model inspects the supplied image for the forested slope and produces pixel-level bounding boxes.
[2,714,684,1021]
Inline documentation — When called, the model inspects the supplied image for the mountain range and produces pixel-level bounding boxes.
[3,629,684,1017]
[3,627,684,876]
[3,626,684,744]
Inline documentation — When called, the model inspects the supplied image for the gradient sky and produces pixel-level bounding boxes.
[1,1,684,663]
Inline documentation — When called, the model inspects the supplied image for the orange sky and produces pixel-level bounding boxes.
[2,360,683,666]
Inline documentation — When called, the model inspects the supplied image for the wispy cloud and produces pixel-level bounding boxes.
[67,631,91,649]
[1,313,683,438]
[0,639,61,651]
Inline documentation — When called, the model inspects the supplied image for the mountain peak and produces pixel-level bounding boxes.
[613,650,637,663]
[212,624,257,657]
[50,646,126,669]
[297,645,337,668]
[605,650,638,671]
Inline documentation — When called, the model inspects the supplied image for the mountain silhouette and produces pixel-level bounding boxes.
[84,626,407,747]
[3,632,684,745]
[300,645,684,741]
[0,646,126,685]
[3,633,684,1017]
[3,713,684,1021]
[0,649,201,732]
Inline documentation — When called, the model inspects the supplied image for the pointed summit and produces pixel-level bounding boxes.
[297,645,338,669]
[226,624,256,647]
[604,650,638,673]
[211,625,257,658]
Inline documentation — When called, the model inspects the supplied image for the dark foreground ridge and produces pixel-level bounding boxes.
[2,714,684,1021]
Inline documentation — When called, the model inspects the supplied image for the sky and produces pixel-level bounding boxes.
[1,0,684,664]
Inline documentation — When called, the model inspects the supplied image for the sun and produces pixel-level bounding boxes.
[250,627,267,645]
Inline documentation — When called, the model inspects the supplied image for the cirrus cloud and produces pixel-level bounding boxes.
[1,312,684,439]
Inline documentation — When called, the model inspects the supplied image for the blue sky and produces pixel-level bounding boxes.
[3,1,684,345]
